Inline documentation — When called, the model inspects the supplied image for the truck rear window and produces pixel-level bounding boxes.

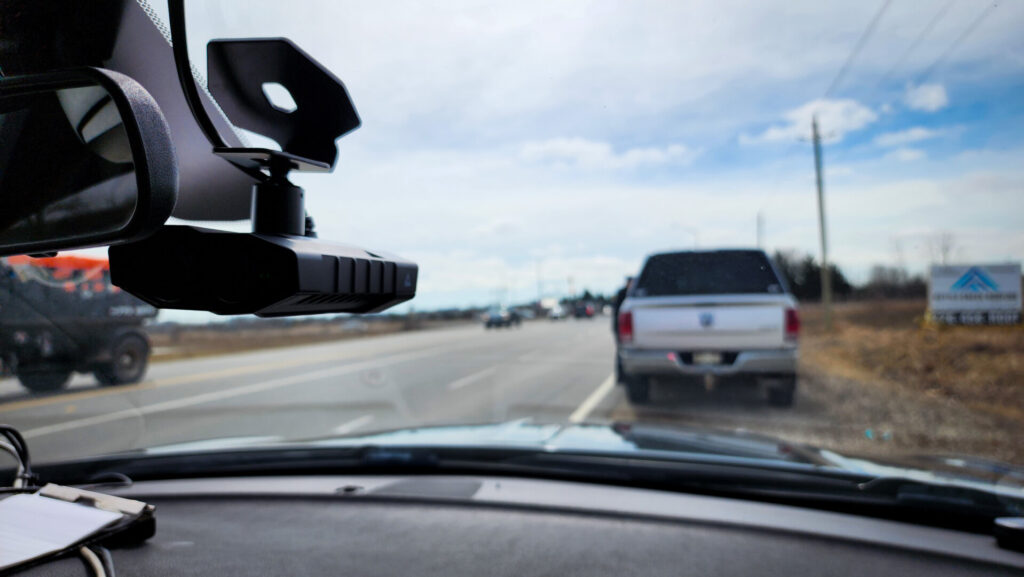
[634,251,784,296]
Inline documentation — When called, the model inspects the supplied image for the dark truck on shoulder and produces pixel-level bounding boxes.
[0,255,155,392]
[616,249,800,406]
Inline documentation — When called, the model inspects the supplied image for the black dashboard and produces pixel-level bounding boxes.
[15,475,1024,576]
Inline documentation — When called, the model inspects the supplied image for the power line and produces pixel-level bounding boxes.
[875,0,957,89]
[917,0,998,84]
[823,0,896,98]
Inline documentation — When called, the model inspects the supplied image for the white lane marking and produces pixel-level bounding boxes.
[447,367,498,391]
[568,373,616,423]
[22,346,447,439]
[332,414,375,435]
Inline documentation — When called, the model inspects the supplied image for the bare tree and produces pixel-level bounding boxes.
[926,231,956,265]
[889,237,908,283]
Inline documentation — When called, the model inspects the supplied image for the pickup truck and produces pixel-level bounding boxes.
[616,249,799,406]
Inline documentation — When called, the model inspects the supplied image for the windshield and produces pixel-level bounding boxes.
[2,1,1024,499]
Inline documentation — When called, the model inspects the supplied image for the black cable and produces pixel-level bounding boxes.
[917,0,998,84]
[166,0,267,183]
[166,0,225,150]
[95,546,117,577]
[0,425,29,466]
[0,424,37,486]
[874,0,957,89]
[823,0,895,98]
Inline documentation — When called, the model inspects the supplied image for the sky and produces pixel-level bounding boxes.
[143,0,1024,319]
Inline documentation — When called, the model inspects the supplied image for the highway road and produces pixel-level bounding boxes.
[7,318,1016,467]
[0,320,622,465]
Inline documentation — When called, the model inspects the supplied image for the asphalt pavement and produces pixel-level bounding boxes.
[0,319,621,464]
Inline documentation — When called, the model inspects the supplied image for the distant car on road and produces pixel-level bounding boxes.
[616,249,799,407]
[484,307,521,329]
[548,306,567,320]
[573,303,595,319]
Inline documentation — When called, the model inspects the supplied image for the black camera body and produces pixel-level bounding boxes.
[110,226,417,317]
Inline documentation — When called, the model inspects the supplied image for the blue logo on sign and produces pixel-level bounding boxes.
[950,267,999,292]
[699,312,714,328]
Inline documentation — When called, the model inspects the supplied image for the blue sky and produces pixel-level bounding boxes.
[143,0,1024,319]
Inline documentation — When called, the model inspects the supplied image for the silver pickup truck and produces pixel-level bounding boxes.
[616,249,799,406]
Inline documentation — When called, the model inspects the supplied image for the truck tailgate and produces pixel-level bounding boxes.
[630,295,791,350]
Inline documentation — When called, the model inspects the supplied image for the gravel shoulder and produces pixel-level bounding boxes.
[609,301,1024,464]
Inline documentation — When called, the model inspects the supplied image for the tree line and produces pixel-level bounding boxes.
[771,251,926,302]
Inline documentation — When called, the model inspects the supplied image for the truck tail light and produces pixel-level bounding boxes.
[618,311,633,344]
[785,308,800,342]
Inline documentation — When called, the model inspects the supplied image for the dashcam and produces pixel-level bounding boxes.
[109,225,417,317]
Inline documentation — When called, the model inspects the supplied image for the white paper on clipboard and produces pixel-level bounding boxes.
[0,493,122,570]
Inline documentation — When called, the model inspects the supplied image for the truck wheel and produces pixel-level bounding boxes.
[767,377,797,407]
[18,369,71,393]
[625,377,650,404]
[95,334,149,386]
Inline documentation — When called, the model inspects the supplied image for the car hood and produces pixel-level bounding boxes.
[135,420,1024,496]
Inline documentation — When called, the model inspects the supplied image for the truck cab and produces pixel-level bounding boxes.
[0,255,155,392]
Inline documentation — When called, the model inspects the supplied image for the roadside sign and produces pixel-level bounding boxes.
[929,264,1022,325]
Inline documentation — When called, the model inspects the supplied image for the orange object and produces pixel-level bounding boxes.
[6,254,110,271]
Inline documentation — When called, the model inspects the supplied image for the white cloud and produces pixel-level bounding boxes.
[873,127,941,148]
[904,83,949,112]
[179,1,1024,147]
[741,98,877,144]
[521,138,700,169]
[885,148,926,162]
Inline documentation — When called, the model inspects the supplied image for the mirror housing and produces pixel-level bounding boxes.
[0,67,177,257]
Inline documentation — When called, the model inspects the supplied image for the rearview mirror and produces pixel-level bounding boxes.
[0,68,177,257]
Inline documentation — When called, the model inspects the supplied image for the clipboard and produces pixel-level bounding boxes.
[0,484,154,573]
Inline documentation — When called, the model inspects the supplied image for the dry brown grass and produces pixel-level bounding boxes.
[801,300,1024,423]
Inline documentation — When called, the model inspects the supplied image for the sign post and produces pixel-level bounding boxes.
[929,264,1022,325]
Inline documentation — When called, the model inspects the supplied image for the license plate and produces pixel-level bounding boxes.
[693,352,723,365]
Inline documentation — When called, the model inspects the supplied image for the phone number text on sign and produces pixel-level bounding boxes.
[932,311,1021,325]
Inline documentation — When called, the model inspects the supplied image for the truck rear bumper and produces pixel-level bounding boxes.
[619,347,796,377]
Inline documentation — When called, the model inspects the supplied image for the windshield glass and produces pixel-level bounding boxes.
[2,0,1024,498]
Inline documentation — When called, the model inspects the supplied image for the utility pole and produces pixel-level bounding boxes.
[756,210,764,249]
[812,116,833,331]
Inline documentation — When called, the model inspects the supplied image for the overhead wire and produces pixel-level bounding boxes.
[823,0,896,99]
[916,0,999,84]
[874,0,957,89]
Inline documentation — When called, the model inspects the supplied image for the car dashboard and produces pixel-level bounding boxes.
[13,474,1023,576]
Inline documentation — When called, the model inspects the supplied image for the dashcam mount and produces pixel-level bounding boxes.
[108,2,418,317]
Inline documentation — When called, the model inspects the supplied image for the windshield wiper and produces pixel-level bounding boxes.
[858,476,1020,516]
